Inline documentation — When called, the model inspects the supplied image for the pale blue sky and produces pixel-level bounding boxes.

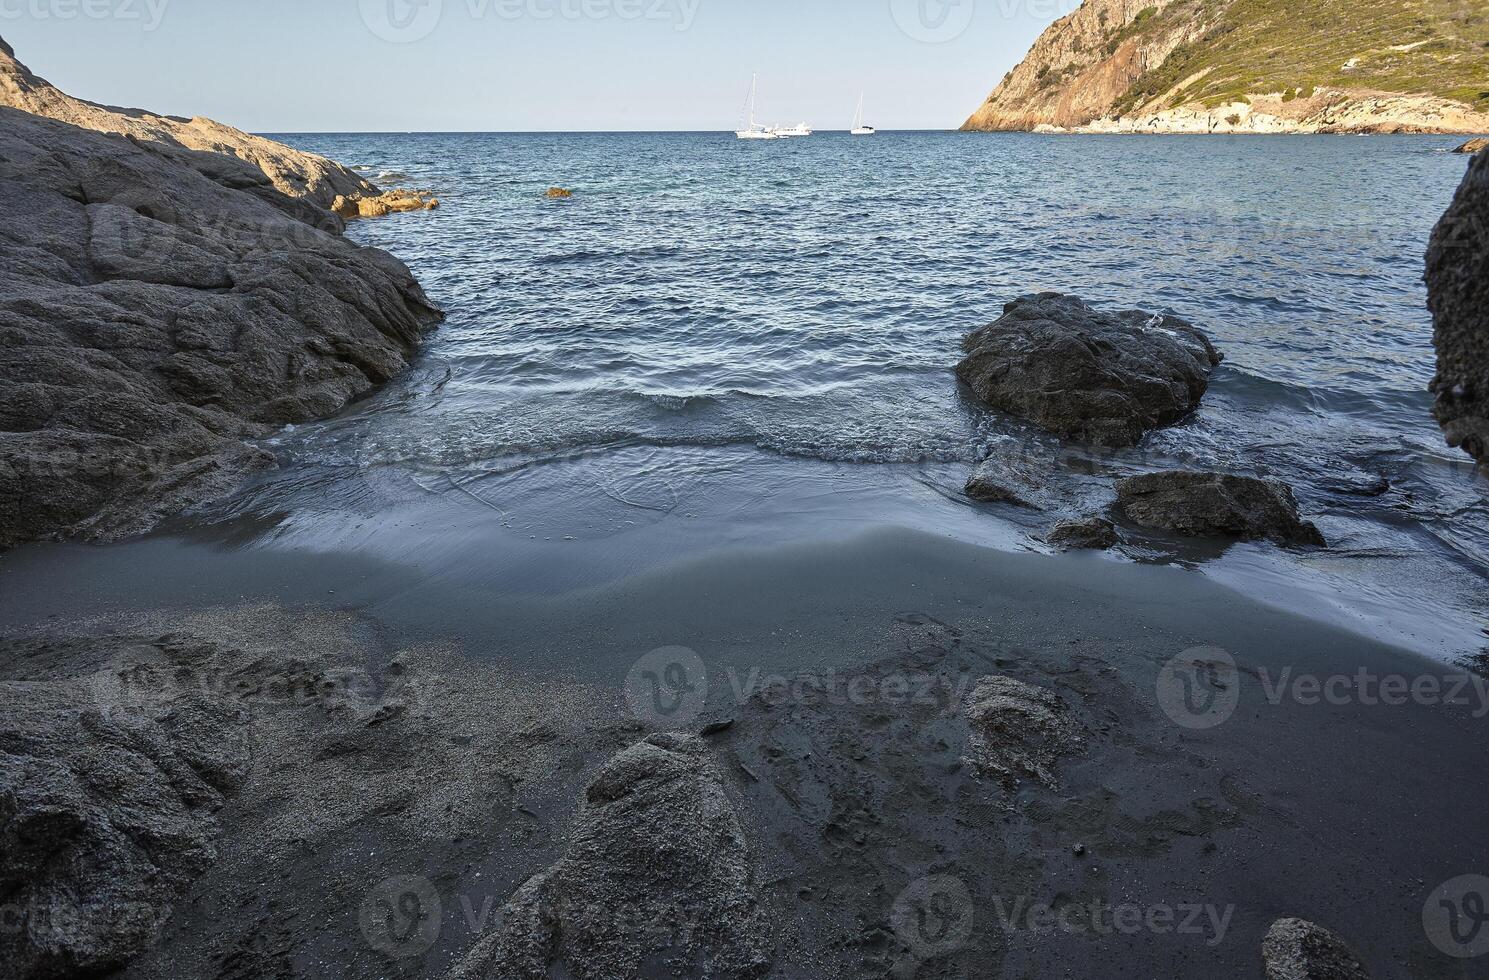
[0,0,1075,131]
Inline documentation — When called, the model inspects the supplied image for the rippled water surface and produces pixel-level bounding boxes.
[222,132,1485,654]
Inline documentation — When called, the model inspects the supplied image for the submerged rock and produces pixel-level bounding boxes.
[1116,472,1326,547]
[963,676,1083,789]
[1261,918,1372,979]
[545,187,574,198]
[0,105,442,546]
[1426,146,1489,465]
[956,293,1222,447]
[448,733,771,980]
[1047,516,1119,550]
[1454,137,1489,154]
[965,446,1056,509]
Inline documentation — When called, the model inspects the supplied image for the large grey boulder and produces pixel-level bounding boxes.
[0,635,254,979]
[1427,146,1489,465]
[449,733,771,980]
[0,105,442,546]
[1116,471,1326,546]
[1262,918,1372,979]
[956,293,1222,447]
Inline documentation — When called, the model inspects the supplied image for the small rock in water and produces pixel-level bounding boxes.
[1116,471,1326,547]
[546,187,574,198]
[1262,918,1372,979]
[1047,516,1119,551]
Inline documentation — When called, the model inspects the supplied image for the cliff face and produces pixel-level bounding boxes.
[963,0,1489,134]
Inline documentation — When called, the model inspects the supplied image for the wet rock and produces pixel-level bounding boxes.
[448,733,771,980]
[0,105,442,546]
[1116,471,1326,547]
[963,676,1083,788]
[1454,137,1489,154]
[956,293,1222,447]
[1047,516,1119,550]
[964,445,1056,509]
[0,636,253,979]
[1427,145,1489,465]
[545,187,574,198]
[1262,918,1372,979]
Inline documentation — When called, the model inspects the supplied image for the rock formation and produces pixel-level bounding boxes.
[0,105,442,546]
[1456,137,1489,154]
[0,37,427,216]
[0,635,253,978]
[956,293,1221,448]
[962,0,1489,135]
[1426,148,1489,466]
[963,676,1084,789]
[1116,471,1326,546]
[448,733,771,980]
[1261,918,1372,979]
[1047,515,1119,550]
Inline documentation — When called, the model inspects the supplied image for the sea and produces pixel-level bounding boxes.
[187,131,1487,660]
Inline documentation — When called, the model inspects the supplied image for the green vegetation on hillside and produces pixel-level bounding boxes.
[1105,0,1489,117]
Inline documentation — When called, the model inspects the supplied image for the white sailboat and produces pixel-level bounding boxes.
[736,74,781,140]
[850,93,876,136]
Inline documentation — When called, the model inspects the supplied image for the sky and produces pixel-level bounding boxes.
[0,0,1078,131]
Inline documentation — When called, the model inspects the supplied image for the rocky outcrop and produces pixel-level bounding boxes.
[0,106,442,546]
[956,293,1221,448]
[0,37,403,215]
[1048,515,1119,550]
[333,189,439,220]
[1262,918,1372,979]
[1456,138,1489,154]
[448,733,771,980]
[962,0,1489,135]
[963,676,1083,789]
[1426,148,1489,465]
[0,635,253,979]
[1116,471,1326,546]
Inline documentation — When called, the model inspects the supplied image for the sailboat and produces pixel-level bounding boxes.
[850,93,876,136]
[736,74,781,140]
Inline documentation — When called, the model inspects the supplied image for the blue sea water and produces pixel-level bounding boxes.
[222,132,1486,655]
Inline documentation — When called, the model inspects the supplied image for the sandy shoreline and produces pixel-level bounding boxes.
[3,522,1486,976]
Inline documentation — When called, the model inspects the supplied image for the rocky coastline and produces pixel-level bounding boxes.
[0,39,443,547]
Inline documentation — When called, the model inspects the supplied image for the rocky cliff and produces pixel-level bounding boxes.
[963,0,1489,134]
[0,103,442,546]
[0,37,434,217]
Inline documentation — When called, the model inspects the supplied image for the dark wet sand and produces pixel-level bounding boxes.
[2,526,1486,977]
